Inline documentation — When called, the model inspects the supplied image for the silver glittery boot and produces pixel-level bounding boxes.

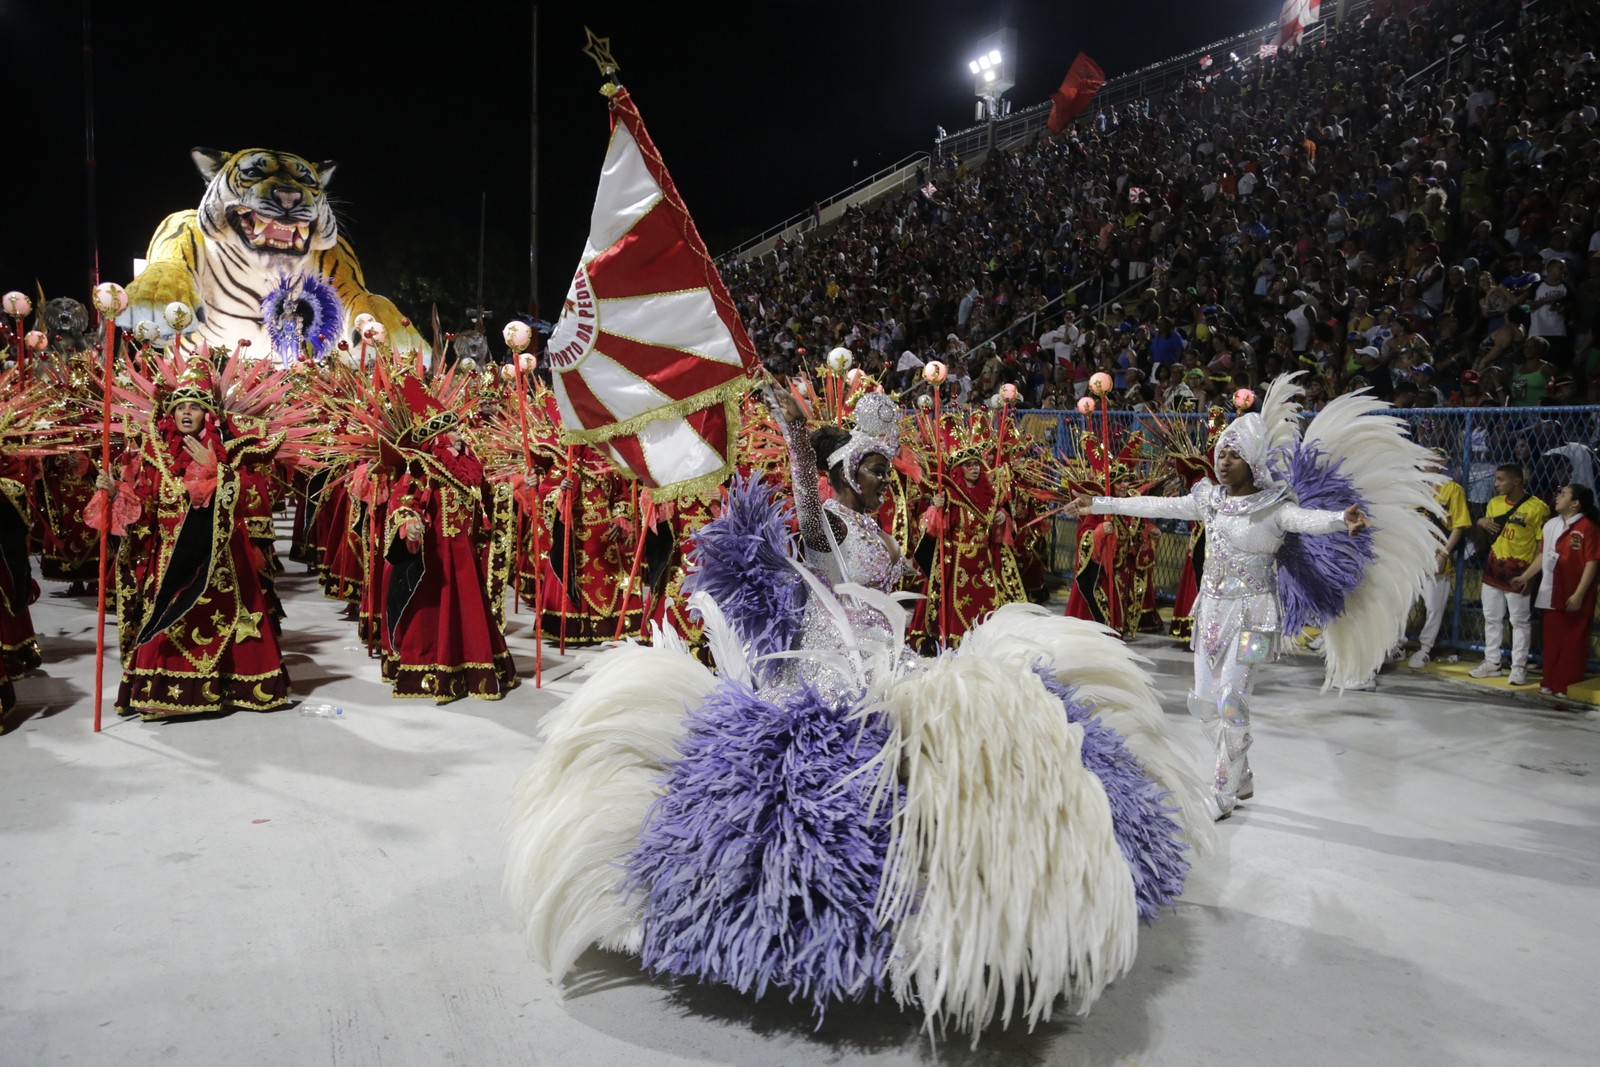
[1190,690,1253,820]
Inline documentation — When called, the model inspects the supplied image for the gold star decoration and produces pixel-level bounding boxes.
[582,26,620,80]
[231,611,264,643]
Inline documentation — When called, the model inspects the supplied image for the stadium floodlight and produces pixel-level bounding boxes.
[968,28,1017,130]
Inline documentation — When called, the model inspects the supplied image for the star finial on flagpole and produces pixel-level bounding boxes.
[583,27,620,79]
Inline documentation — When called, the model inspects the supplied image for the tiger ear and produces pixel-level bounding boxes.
[316,161,338,187]
[192,147,231,181]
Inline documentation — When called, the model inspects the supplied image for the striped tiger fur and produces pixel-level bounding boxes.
[121,147,429,359]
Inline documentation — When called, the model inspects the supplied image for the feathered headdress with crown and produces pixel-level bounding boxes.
[825,390,902,493]
[317,362,475,477]
[470,374,566,482]
[397,374,460,446]
[0,364,97,458]
[944,413,996,467]
[108,348,322,468]
[162,358,220,414]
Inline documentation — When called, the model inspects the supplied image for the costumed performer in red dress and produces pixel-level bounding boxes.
[91,358,292,721]
[1060,431,1166,638]
[374,375,518,703]
[914,413,1028,647]
[0,453,42,717]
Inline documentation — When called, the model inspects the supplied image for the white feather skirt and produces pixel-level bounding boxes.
[502,639,715,981]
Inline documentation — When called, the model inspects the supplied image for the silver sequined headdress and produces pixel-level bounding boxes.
[1213,412,1275,487]
[1213,371,1308,488]
[826,391,901,492]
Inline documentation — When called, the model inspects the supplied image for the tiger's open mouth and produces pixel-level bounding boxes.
[229,208,312,253]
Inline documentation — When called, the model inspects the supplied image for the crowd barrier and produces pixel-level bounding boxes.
[1010,405,1600,661]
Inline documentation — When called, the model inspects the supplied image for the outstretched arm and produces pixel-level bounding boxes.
[769,386,833,554]
[1067,491,1202,522]
[1278,501,1363,536]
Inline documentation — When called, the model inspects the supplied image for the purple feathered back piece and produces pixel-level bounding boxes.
[262,271,343,366]
[682,474,807,683]
[1275,443,1375,635]
[1036,670,1191,921]
[624,680,895,1018]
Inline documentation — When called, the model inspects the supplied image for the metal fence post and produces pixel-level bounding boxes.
[1451,408,1472,652]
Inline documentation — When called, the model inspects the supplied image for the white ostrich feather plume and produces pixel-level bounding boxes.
[1300,390,1446,689]
[1258,369,1308,460]
[502,640,714,982]
[874,645,1138,1042]
[954,605,1214,850]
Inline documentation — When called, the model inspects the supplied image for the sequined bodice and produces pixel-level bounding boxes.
[767,397,919,701]
[775,397,911,594]
[1092,482,1345,601]
[1197,485,1291,599]
[807,499,913,592]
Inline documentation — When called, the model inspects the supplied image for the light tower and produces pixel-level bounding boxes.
[967,29,1017,150]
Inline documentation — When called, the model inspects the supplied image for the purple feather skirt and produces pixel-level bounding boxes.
[619,478,1195,1021]
[682,475,807,682]
[625,680,895,1017]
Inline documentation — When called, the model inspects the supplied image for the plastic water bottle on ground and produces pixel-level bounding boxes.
[300,703,345,718]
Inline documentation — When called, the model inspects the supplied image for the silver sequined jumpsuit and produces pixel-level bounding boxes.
[1091,480,1346,818]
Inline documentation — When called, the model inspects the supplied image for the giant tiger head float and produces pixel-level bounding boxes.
[192,147,340,260]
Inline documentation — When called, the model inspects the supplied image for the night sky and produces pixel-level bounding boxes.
[7,0,1263,331]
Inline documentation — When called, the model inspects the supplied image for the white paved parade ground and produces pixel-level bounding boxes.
[3,535,1598,1067]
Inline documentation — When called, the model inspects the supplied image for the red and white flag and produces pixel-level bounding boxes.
[1275,0,1321,48]
[545,86,757,500]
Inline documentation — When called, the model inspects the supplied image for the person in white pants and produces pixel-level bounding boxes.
[1479,583,1534,681]
[1470,464,1550,686]
[1409,463,1473,668]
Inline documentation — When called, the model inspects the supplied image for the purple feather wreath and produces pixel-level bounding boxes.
[262,271,343,366]
[682,474,807,682]
[1274,442,1375,635]
[1036,670,1192,922]
[624,679,895,1019]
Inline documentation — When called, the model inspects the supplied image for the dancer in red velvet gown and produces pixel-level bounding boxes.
[377,376,517,703]
[0,455,42,716]
[92,360,291,721]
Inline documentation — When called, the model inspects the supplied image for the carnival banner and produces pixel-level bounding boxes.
[1275,0,1321,49]
[1046,53,1106,134]
[545,85,757,501]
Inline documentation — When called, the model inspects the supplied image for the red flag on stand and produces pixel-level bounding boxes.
[545,85,758,502]
[1047,53,1106,134]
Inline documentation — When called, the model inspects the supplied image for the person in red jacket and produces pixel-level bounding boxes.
[1514,482,1600,698]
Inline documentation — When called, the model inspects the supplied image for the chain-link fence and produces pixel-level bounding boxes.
[1015,405,1600,662]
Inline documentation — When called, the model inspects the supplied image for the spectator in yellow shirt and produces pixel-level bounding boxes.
[1409,462,1474,668]
[1471,463,1552,685]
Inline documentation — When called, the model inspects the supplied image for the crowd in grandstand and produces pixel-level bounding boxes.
[722,0,1600,412]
